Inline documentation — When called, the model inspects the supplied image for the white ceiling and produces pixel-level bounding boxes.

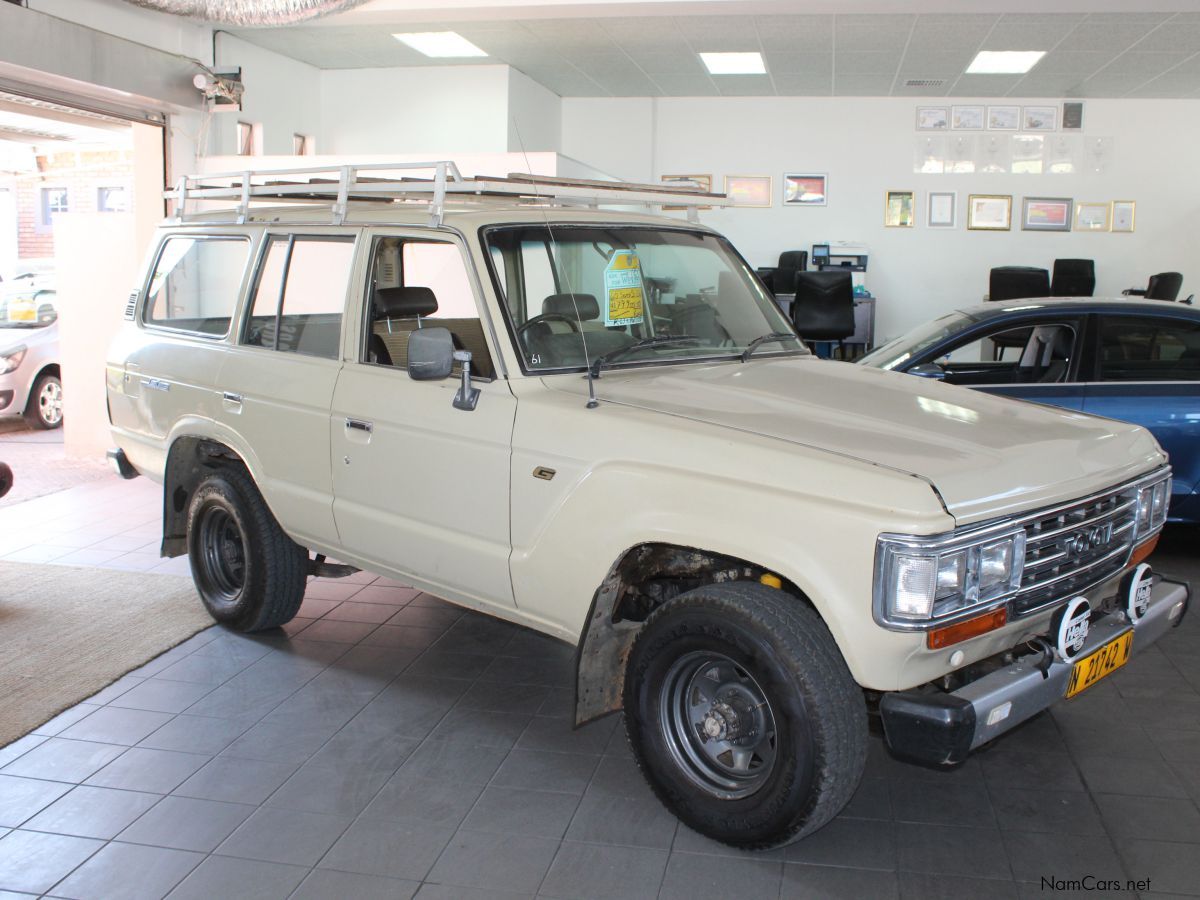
[230,10,1200,98]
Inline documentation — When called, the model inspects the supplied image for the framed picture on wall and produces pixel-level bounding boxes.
[1021,197,1073,232]
[927,191,957,228]
[1023,106,1058,131]
[951,105,984,130]
[967,194,1012,231]
[661,174,713,210]
[724,175,772,207]
[987,106,1020,131]
[884,190,916,227]
[916,106,949,130]
[1075,201,1112,231]
[783,173,827,206]
[1112,200,1136,232]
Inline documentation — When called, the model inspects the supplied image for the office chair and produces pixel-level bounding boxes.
[1050,259,1096,297]
[989,266,1050,302]
[791,270,855,358]
[758,250,807,296]
[1124,272,1183,301]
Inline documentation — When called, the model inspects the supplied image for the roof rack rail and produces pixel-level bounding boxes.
[164,161,729,226]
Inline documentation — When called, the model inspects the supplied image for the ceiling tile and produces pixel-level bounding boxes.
[626,51,706,76]
[1134,23,1200,53]
[754,14,832,51]
[649,74,719,97]
[833,17,916,53]
[948,74,1024,96]
[771,72,832,96]
[982,15,1083,51]
[674,16,761,44]
[715,75,775,96]
[896,50,976,78]
[905,15,998,51]
[1033,51,1113,75]
[764,51,832,76]
[1094,51,1191,77]
[1054,20,1160,53]
[833,74,895,96]
[593,72,662,96]
[835,51,903,76]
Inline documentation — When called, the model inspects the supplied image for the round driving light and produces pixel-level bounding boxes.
[1052,597,1091,662]
[1121,563,1153,624]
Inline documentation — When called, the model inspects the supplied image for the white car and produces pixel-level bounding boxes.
[1,265,57,324]
[0,317,62,429]
[105,164,1187,849]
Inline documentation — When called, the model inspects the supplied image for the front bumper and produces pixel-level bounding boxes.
[880,576,1190,767]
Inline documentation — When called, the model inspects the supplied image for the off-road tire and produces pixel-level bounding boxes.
[25,373,62,430]
[623,581,867,848]
[185,467,306,632]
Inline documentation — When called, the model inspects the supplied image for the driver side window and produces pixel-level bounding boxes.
[935,322,1077,386]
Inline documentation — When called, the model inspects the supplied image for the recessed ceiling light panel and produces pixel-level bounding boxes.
[700,52,766,75]
[966,51,1046,75]
[392,31,488,58]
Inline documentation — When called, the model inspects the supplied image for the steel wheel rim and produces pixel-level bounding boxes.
[659,650,779,799]
[39,380,62,426]
[197,506,246,600]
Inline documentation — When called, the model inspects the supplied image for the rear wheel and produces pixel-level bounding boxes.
[25,373,62,430]
[185,468,306,631]
[623,581,867,848]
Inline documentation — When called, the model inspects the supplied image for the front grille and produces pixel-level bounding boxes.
[1012,484,1140,616]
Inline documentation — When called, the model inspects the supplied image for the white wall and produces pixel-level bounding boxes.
[507,69,562,154]
[563,95,1200,343]
[319,66,512,155]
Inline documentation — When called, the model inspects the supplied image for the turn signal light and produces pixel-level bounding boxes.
[927,607,1008,649]
[1128,535,1159,570]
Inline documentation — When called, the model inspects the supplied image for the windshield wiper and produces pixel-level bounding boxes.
[588,335,702,379]
[740,332,800,362]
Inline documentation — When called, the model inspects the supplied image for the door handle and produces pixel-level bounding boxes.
[222,391,243,414]
[223,392,243,404]
[345,418,373,433]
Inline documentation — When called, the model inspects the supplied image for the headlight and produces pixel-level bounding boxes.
[0,346,26,374]
[1134,473,1171,538]
[875,527,1026,628]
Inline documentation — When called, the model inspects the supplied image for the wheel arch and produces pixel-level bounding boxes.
[160,436,256,558]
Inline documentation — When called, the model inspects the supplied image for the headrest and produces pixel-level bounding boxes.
[542,293,599,320]
[376,286,438,319]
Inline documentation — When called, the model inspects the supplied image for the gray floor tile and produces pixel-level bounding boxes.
[396,739,509,785]
[1060,722,1159,758]
[31,704,101,737]
[518,716,614,756]
[291,869,419,900]
[319,818,455,881]
[322,601,398,624]
[427,707,532,749]
[305,726,420,774]
[538,841,668,900]
[0,830,103,894]
[23,785,159,839]
[106,679,215,714]
[455,680,549,715]
[152,653,253,686]
[785,817,896,870]
[1075,754,1190,799]
[781,863,899,900]
[416,887,531,900]
[426,830,558,894]
[461,786,580,839]
[407,649,495,681]
[478,654,572,687]
[896,824,1011,880]
[214,806,351,866]
[1002,830,1125,884]
[360,624,444,650]
[0,738,125,783]
[164,855,307,900]
[659,851,783,899]
[840,776,891,821]
[330,644,419,679]
[137,714,255,755]
[220,720,340,767]
[264,762,391,818]
[890,777,996,827]
[118,795,255,852]
[492,749,599,796]
[1117,839,1200,895]
[172,755,298,805]
[587,754,651,800]
[564,789,678,850]
[671,825,787,860]
[297,619,379,644]
[0,735,47,770]
[360,770,485,828]
[86,676,148,704]
[84,747,210,794]
[48,842,203,900]
[57,707,174,746]
[1094,793,1200,843]
[899,871,1018,900]
[989,787,1106,836]
[0,775,71,828]
[980,749,1085,792]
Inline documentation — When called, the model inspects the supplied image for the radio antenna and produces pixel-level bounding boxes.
[512,119,599,409]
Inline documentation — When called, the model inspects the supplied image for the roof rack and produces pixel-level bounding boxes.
[164,161,730,227]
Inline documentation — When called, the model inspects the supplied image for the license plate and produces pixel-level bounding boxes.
[1065,630,1134,699]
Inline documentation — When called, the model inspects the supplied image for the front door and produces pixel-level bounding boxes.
[330,231,516,607]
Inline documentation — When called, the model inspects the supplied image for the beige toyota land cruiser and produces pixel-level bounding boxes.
[106,163,1189,849]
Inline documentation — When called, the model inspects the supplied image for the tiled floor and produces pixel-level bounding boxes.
[0,474,1197,899]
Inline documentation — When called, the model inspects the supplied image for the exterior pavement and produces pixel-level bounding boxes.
[0,472,1196,899]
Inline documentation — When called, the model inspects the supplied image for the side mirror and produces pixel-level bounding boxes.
[909,363,946,380]
[407,327,454,381]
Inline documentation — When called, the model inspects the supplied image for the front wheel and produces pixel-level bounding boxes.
[185,468,307,631]
[623,582,867,849]
[25,373,62,430]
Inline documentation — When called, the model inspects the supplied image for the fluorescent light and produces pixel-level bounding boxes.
[700,52,766,75]
[966,51,1045,74]
[393,31,488,58]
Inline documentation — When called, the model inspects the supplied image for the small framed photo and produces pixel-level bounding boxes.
[724,175,772,208]
[967,194,1012,231]
[927,191,957,228]
[1074,201,1112,232]
[884,191,916,228]
[661,174,713,210]
[952,105,984,130]
[1062,101,1084,130]
[1023,105,1058,132]
[987,105,1020,131]
[1112,200,1136,233]
[783,173,827,206]
[1022,197,1073,232]
[916,106,949,130]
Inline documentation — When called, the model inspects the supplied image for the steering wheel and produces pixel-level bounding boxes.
[517,313,581,339]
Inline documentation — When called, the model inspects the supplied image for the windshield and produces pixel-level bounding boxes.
[484,225,803,372]
[858,311,976,369]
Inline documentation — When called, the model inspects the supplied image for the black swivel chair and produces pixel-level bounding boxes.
[989,266,1050,302]
[1124,272,1183,301]
[1050,259,1096,297]
[791,271,855,358]
[758,250,807,296]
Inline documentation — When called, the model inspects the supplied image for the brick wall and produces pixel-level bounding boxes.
[13,148,135,260]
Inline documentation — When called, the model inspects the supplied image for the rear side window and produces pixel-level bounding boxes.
[143,236,249,336]
[1099,316,1200,381]
[243,235,356,360]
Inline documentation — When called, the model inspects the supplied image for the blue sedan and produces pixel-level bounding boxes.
[859,298,1200,523]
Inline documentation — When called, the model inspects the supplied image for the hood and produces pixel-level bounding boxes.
[0,322,55,350]
[545,356,1165,523]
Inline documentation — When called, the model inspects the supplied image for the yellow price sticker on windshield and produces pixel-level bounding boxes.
[604,251,645,327]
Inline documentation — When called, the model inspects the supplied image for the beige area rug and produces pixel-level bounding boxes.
[0,562,213,747]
